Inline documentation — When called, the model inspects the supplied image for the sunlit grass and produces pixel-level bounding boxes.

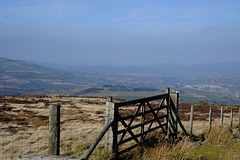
[127,125,240,160]
[188,125,240,160]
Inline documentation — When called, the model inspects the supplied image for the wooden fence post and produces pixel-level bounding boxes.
[105,96,117,156]
[238,107,240,126]
[220,106,224,126]
[189,105,194,135]
[49,104,60,155]
[230,108,233,128]
[209,107,212,130]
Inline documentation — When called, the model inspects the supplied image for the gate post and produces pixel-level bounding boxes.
[170,91,179,139]
[165,88,170,136]
[105,96,118,157]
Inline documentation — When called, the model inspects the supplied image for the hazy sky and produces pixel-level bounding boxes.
[0,0,240,65]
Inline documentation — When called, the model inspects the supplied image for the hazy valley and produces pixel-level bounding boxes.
[1,57,240,105]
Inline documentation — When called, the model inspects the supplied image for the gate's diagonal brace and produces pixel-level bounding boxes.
[84,121,113,160]
[143,100,165,139]
[146,101,167,135]
[118,114,140,144]
[118,103,142,145]
[177,116,189,136]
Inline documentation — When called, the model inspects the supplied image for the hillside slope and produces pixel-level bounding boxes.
[0,57,101,95]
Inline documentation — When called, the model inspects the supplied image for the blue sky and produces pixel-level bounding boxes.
[0,0,240,65]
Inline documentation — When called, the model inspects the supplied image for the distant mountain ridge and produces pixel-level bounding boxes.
[36,60,240,77]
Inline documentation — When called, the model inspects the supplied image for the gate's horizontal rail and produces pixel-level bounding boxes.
[115,94,168,107]
[117,115,167,134]
[119,105,167,121]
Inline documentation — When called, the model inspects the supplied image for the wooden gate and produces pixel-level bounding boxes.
[105,88,180,157]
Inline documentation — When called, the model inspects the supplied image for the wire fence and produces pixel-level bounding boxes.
[0,96,106,160]
[178,103,240,135]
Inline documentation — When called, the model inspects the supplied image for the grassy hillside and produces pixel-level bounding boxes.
[0,57,102,95]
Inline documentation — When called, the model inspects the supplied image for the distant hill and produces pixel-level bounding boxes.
[0,57,103,95]
[40,61,240,77]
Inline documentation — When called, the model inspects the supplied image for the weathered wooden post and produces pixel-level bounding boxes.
[238,107,240,126]
[139,102,145,155]
[220,106,224,126]
[105,96,118,157]
[230,108,233,128]
[141,103,145,142]
[49,104,60,155]
[189,105,194,135]
[165,88,170,136]
[209,107,212,130]
[169,91,179,139]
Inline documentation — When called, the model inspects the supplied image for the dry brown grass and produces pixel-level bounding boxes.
[0,96,107,160]
[219,150,240,160]
[204,125,234,145]
[132,137,191,160]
